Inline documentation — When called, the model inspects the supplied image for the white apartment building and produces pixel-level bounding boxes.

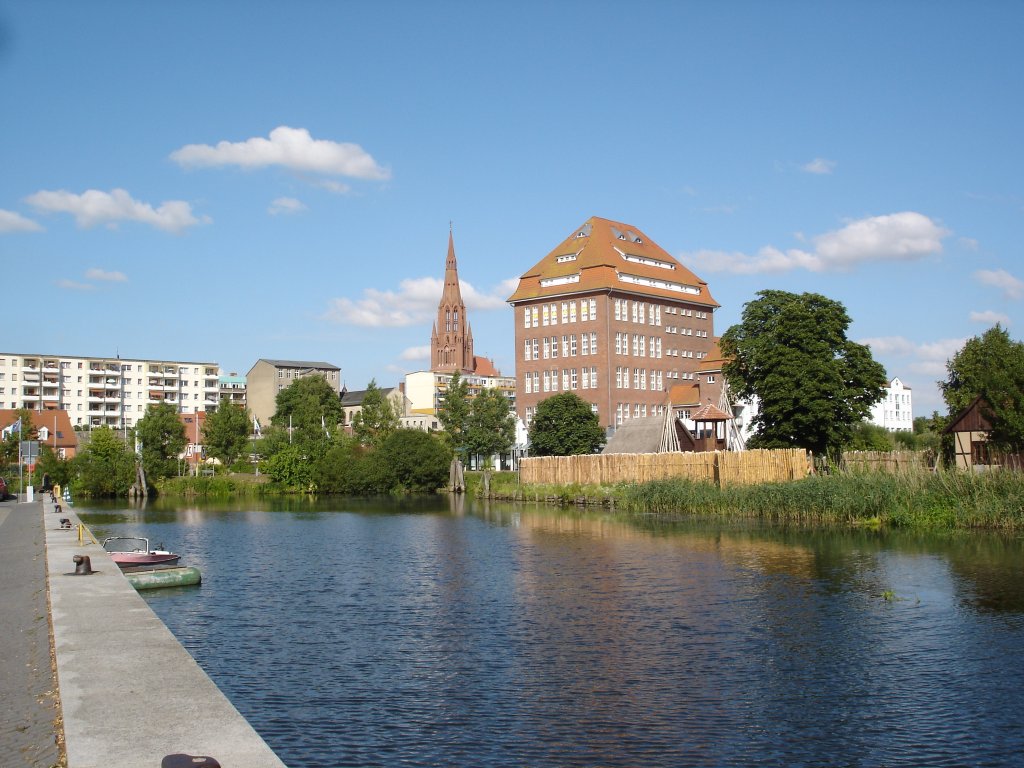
[870,377,914,432]
[404,369,517,421]
[0,352,220,428]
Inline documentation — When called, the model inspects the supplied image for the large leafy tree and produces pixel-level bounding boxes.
[528,392,605,456]
[379,429,452,492]
[202,400,251,467]
[352,379,399,448]
[940,324,1024,449]
[466,388,516,463]
[436,371,471,461]
[71,426,136,497]
[720,290,887,456]
[135,402,187,480]
[271,375,343,447]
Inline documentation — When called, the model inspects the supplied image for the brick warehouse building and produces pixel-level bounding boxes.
[507,216,721,432]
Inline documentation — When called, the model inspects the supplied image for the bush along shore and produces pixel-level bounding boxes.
[468,468,1024,531]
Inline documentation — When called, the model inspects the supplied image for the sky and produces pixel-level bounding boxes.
[1,1,1022,417]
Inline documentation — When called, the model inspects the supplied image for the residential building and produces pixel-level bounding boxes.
[507,216,720,432]
[1,408,79,459]
[0,352,220,429]
[340,386,408,432]
[216,374,247,411]
[245,359,342,427]
[869,377,914,432]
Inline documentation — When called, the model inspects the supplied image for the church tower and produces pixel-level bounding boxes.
[430,230,475,373]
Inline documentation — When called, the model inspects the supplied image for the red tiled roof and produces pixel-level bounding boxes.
[507,216,719,307]
[472,356,501,377]
[691,402,732,421]
[0,409,78,450]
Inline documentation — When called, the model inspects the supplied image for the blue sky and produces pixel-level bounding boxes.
[2,1,1021,417]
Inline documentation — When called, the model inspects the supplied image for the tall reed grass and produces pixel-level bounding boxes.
[619,467,1024,529]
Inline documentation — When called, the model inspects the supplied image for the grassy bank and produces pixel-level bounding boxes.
[470,468,1024,530]
[155,473,278,498]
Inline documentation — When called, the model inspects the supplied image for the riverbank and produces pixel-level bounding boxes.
[131,464,1024,531]
[43,498,288,767]
[467,467,1024,530]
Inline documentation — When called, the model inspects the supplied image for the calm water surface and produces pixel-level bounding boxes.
[80,497,1024,768]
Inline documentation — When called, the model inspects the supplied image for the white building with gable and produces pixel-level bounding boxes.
[870,377,913,432]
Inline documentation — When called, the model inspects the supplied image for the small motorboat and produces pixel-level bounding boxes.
[101,536,181,569]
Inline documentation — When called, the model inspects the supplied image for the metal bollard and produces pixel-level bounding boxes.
[72,555,94,575]
[59,518,72,529]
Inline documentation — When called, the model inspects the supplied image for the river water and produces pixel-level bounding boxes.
[79,496,1024,768]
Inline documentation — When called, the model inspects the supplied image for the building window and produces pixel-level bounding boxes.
[569,302,577,323]
[589,299,597,321]
[550,336,559,359]
[582,334,590,356]
[570,335,578,356]
[589,367,597,389]
[543,338,550,359]
[570,369,578,390]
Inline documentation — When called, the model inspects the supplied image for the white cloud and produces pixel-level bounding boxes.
[171,126,390,180]
[268,197,306,216]
[857,336,918,357]
[974,268,1024,300]
[969,310,1011,325]
[85,268,127,282]
[400,345,431,361]
[316,180,352,195]
[682,212,949,275]
[56,279,95,291]
[322,276,515,328]
[802,157,837,175]
[958,236,979,251]
[26,188,206,233]
[0,209,43,233]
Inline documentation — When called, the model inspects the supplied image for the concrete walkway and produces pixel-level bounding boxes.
[0,498,62,768]
[44,498,288,768]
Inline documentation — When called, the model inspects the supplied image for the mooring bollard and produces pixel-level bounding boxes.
[72,555,94,575]
[59,518,72,529]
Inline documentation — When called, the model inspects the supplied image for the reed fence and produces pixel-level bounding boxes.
[840,451,932,473]
[519,448,811,488]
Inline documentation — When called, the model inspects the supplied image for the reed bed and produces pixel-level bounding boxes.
[618,467,1024,530]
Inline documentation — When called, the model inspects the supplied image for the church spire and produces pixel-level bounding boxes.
[431,228,472,374]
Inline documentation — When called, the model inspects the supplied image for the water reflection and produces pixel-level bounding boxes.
[79,498,1024,767]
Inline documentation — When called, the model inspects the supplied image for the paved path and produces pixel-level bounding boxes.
[0,498,63,768]
[47,502,287,768]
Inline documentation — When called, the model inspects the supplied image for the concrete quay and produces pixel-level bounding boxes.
[42,498,288,768]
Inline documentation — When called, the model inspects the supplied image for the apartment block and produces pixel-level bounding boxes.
[0,352,220,428]
[246,359,342,427]
[507,216,720,431]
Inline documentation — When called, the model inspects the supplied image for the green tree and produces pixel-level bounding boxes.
[720,290,888,457]
[70,427,135,497]
[36,445,72,488]
[202,400,251,467]
[466,388,516,463]
[528,392,605,456]
[378,429,452,492]
[436,371,471,461]
[265,443,315,489]
[845,421,894,452]
[271,375,343,448]
[135,402,187,480]
[940,324,1024,449]
[352,379,399,448]
[1,409,37,468]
